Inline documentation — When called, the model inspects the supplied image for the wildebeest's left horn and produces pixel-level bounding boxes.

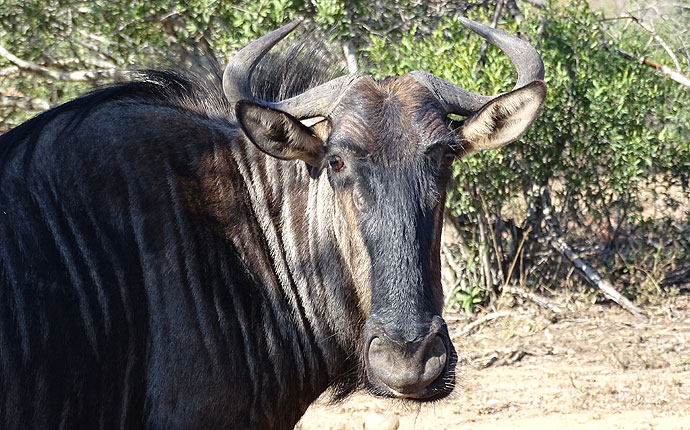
[223,19,359,120]
[409,16,545,116]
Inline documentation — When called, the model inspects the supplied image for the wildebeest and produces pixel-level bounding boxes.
[0,17,544,429]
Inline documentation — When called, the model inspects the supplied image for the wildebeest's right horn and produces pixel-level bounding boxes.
[223,19,359,120]
[409,16,545,116]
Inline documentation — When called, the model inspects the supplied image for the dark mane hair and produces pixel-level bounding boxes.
[0,33,344,168]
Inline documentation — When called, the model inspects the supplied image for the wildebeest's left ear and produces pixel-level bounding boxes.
[458,80,546,154]
[236,100,325,166]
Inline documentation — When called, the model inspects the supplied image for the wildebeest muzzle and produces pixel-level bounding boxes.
[363,314,456,400]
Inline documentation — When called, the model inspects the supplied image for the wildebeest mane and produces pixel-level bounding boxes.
[0,33,344,169]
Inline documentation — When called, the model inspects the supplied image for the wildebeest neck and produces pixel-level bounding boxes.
[190,136,366,398]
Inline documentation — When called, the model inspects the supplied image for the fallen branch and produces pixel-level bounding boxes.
[473,346,546,368]
[550,234,647,319]
[541,188,648,320]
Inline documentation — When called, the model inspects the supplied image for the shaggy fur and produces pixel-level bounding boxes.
[0,25,542,429]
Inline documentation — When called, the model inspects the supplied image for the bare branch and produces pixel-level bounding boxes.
[505,0,524,25]
[46,57,118,70]
[541,187,648,320]
[0,66,19,77]
[0,43,128,82]
[479,0,505,67]
[676,32,690,70]
[0,95,50,111]
[506,285,563,314]
[76,29,113,47]
[518,0,544,8]
[614,43,690,87]
[669,2,690,12]
[533,19,547,49]
[626,13,682,71]
[459,311,512,336]
[342,41,358,74]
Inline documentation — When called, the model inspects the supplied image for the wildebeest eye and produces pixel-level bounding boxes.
[329,155,345,172]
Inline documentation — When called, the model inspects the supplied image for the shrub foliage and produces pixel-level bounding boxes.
[1,0,688,312]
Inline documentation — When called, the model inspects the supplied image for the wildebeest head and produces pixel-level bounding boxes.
[227,19,545,400]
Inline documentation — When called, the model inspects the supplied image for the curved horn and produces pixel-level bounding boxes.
[409,16,545,116]
[223,20,359,119]
[223,19,302,108]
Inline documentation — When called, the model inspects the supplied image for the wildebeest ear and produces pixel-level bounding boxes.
[458,81,546,154]
[236,100,325,166]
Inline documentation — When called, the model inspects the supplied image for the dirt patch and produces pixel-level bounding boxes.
[297,296,690,429]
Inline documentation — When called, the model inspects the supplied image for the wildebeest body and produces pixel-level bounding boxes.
[0,76,359,428]
[1,19,546,430]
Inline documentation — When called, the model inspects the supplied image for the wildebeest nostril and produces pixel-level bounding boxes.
[422,336,447,383]
[367,334,448,395]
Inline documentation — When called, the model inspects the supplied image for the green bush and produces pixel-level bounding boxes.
[363,0,689,312]
[2,0,687,313]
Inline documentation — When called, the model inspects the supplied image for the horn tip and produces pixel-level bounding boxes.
[457,16,487,32]
[282,18,304,33]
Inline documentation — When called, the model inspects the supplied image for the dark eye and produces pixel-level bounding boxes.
[329,155,345,172]
[443,151,456,166]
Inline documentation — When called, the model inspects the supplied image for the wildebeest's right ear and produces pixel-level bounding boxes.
[236,100,325,166]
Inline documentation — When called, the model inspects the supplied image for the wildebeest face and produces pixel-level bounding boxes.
[236,73,545,400]
[323,76,458,400]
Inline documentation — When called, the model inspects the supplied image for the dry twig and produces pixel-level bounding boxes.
[460,311,512,336]
[506,284,563,314]
[478,0,505,68]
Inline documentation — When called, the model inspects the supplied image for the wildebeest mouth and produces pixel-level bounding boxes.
[362,317,457,401]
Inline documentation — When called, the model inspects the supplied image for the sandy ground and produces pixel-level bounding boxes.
[296,295,690,429]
